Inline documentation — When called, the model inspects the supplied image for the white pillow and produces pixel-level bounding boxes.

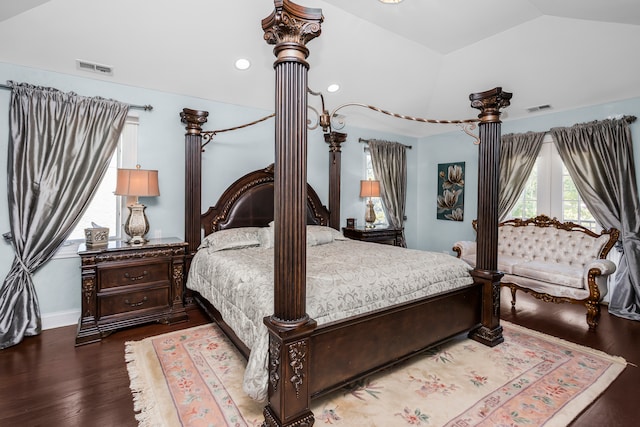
[198,227,262,251]
[258,224,346,248]
[307,225,345,245]
[258,227,275,249]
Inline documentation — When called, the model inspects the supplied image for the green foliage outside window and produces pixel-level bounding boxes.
[509,165,538,220]
[562,165,597,231]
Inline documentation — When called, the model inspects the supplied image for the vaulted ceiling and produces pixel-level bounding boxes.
[1,0,639,137]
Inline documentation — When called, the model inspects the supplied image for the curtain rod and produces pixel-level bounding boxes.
[358,137,412,149]
[0,83,153,111]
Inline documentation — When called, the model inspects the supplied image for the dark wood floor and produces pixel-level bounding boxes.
[1,289,638,427]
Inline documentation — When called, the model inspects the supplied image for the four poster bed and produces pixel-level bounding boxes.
[180,2,511,426]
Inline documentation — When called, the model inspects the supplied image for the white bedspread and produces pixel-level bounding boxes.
[187,238,474,402]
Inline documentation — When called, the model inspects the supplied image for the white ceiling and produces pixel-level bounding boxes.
[0,0,639,137]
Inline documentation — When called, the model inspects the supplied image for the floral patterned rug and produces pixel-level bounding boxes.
[125,321,626,426]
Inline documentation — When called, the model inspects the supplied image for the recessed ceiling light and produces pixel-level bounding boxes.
[379,0,404,4]
[234,58,251,70]
[327,83,340,93]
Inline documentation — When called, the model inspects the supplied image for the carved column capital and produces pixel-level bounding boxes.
[324,131,347,153]
[469,87,512,123]
[262,0,323,65]
[180,108,209,135]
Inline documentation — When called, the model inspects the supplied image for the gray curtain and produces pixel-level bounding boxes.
[368,139,408,247]
[551,116,640,321]
[499,132,545,221]
[0,82,129,349]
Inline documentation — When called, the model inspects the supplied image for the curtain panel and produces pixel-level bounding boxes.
[551,116,640,321]
[368,139,408,247]
[499,131,545,221]
[0,82,129,349]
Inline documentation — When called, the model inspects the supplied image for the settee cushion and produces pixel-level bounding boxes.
[497,254,525,275]
[461,254,523,275]
[511,261,583,289]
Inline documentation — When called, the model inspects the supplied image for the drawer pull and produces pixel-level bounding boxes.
[124,296,148,307]
[124,271,148,281]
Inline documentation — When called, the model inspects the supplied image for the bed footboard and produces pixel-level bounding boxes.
[308,284,482,398]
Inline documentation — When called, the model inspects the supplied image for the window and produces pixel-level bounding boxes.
[56,117,138,257]
[364,149,389,227]
[561,164,598,230]
[508,136,599,231]
[509,163,538,220]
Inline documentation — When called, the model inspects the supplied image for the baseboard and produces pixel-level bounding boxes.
[42,309,80,330]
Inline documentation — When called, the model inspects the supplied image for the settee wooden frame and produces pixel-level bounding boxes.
[180,1,511,426]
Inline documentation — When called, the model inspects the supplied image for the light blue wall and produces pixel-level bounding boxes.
[0,62,419,326]
[416,97,640,254]
[8,61,637,326]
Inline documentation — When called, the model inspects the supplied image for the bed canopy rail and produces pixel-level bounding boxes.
[358,137,413,149]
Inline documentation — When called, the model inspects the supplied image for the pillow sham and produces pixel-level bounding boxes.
[307,225,344,245]
[258,227,275,249]
[258,224,346,248]
[198,227,262,252]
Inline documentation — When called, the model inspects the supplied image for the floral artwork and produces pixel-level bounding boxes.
[437,162,465,221]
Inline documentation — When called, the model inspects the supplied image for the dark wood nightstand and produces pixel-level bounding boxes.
[342,226,404,246]
[75,237,189,346]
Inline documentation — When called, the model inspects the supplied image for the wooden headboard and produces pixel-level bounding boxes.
[200,164,330,235]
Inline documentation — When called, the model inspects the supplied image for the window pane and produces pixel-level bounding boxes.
[508,158,538,220]
[524,201,537,218]
[67,152,118,240]
[563,200,579,221]
[563,179,579,200]
[580,201,594,221]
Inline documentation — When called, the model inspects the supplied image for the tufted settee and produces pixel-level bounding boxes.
[453,215,619,330]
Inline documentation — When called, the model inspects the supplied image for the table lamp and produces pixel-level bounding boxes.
[360,179,380,228]
[115,165,160,244]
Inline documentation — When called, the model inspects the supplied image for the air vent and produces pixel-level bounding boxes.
[526,104,552,113]
[76,59,113,76]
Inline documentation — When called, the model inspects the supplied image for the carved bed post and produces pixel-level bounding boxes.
[325,131,347,230]
[180,108,208,265]
[262,2,323,426]
[468,87,512,347]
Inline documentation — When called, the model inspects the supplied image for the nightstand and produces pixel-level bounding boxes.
[342,226,404,246]
[75,237,189,346]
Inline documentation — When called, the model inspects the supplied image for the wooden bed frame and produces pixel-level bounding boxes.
[180,2,511,426]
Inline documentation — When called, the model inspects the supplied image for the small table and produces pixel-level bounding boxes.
[342,226,404,246]
[75,237,188,346]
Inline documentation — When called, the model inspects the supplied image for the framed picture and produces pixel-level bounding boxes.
[437,162,465,221]
[346,218,356,228]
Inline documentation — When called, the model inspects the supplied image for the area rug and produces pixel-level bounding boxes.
[125,321,626,426]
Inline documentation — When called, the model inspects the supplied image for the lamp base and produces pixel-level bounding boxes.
[127,235,147,245]
[124,203,150,245]
[364,198,376,228]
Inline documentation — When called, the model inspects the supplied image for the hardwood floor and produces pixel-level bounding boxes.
[1,291,638,427]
